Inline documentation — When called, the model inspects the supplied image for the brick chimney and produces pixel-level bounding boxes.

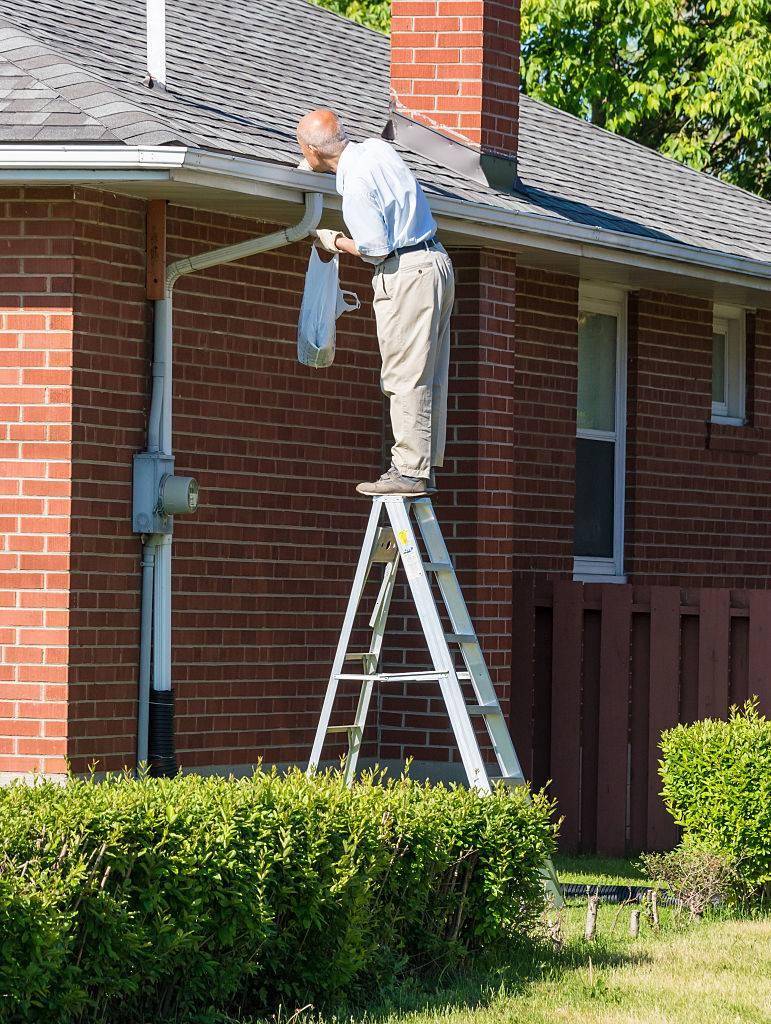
[390,1,520,162]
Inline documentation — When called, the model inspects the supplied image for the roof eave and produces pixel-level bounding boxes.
[0,144,769,293]
[181,149,771,292]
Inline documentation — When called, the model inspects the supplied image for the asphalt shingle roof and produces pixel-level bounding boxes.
[0,0,770,265]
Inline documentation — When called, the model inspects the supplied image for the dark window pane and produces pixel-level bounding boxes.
[712,332,726,404]
[574,438,615,558]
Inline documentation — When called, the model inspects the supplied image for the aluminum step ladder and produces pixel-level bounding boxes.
[307,494,563,907]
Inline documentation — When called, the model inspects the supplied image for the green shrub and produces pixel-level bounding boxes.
[0,767,556,1024]
[659,699,771,892]
[641,845,739,917]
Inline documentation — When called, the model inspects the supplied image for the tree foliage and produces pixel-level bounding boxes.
[521,0,771,198]
[311,0,390,32]
[313,0,771,199]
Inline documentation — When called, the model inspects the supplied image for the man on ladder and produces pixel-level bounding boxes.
[297,108,454,497]
[297,110,562,906]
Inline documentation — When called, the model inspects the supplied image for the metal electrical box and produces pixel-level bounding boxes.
[133,452,175,534]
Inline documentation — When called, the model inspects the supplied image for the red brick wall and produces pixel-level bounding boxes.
[61,192,384,774]
[625,292,771,586]
[4,187,771,780]
[390,0,520,158]
[166,205,382,773]
[514,267,577,575]
[67,190,148,773]
[0,188,74,777]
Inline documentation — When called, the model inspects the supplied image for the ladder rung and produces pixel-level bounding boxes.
[327,724,361,735]
[344,652,372,661]
[457,671,471,680]
[423,561,452,572]
[466,703,502,717]
[444,633,476,644]
[489,774,526,788]
[336,670,450,683]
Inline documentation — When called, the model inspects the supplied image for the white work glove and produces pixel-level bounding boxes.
[313,228,344,254]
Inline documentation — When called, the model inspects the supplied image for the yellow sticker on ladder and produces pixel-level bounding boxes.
[397,530,408,545]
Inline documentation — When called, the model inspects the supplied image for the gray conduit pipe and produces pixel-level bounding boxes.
[137,191,324,774]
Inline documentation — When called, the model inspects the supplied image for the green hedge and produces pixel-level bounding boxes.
[659,699,771,891]
[0,767,556,1024]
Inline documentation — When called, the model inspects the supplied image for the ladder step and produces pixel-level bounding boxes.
[444,632,477,644]
[327,724,362,735]
[344,652,372,661]
[423,561,452,572]
[489,774,526,788]
[466,703,502,717]
[336,670,450,683]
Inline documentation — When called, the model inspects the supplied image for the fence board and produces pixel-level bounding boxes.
[532,608,552,792]
[646,587,680,851]
[749,591,771,715]
[680,613,699,723]
[595,587,632,856]
[511,578,536,780]
[550,581,583,852]
[629,612,650,852]
[730,615,749,707]
[698,589,731,719]
[581,611,602,852]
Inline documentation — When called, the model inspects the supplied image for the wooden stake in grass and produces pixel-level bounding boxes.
[630,908,641,938]
[585,893,599,941]
[650,889,660,931]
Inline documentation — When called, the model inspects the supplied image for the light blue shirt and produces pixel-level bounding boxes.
[335,139,437,260]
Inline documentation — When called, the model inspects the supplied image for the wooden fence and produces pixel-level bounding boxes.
[510,579,771,855]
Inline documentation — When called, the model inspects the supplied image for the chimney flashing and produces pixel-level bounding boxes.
[385,109,517,194]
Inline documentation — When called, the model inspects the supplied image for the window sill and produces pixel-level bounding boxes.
[710,415,746,427]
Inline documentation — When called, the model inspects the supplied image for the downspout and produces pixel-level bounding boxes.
[134,191,323,774]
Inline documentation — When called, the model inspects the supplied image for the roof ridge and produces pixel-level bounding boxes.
[0,17,185,147]
[519,91,771,211]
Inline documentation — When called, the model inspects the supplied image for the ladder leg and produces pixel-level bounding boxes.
[413,498,524,780]
[307,498,385,773]
[384,496,489,790]
[413,497,563,909]
[342,679,375,784]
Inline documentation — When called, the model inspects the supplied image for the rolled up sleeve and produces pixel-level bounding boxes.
[342,187,391,258]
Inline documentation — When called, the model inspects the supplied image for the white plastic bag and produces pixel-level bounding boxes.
[297,245,360,368]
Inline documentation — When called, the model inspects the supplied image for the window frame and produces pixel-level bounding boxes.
[573,283,628,583]
[711,304,746,426]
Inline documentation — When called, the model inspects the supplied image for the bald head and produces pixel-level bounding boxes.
[297,109,349,171]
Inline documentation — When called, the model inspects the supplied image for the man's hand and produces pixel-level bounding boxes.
[313,229,344,254]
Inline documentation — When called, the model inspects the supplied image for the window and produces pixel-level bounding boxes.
[573,284,627,581]
[712,305,746,424]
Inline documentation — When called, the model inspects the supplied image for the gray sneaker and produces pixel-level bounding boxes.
[356,465,434,497]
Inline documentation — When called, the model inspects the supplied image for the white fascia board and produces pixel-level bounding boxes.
[0,144,187,170]
[180,149,771,292]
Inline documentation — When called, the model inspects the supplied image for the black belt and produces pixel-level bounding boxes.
[386,236,438,260]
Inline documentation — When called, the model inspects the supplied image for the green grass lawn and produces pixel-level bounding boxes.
[260,857,770,1024]
[554,854,648,888]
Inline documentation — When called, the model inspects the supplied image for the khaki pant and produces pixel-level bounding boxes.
[371,243,455,478]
